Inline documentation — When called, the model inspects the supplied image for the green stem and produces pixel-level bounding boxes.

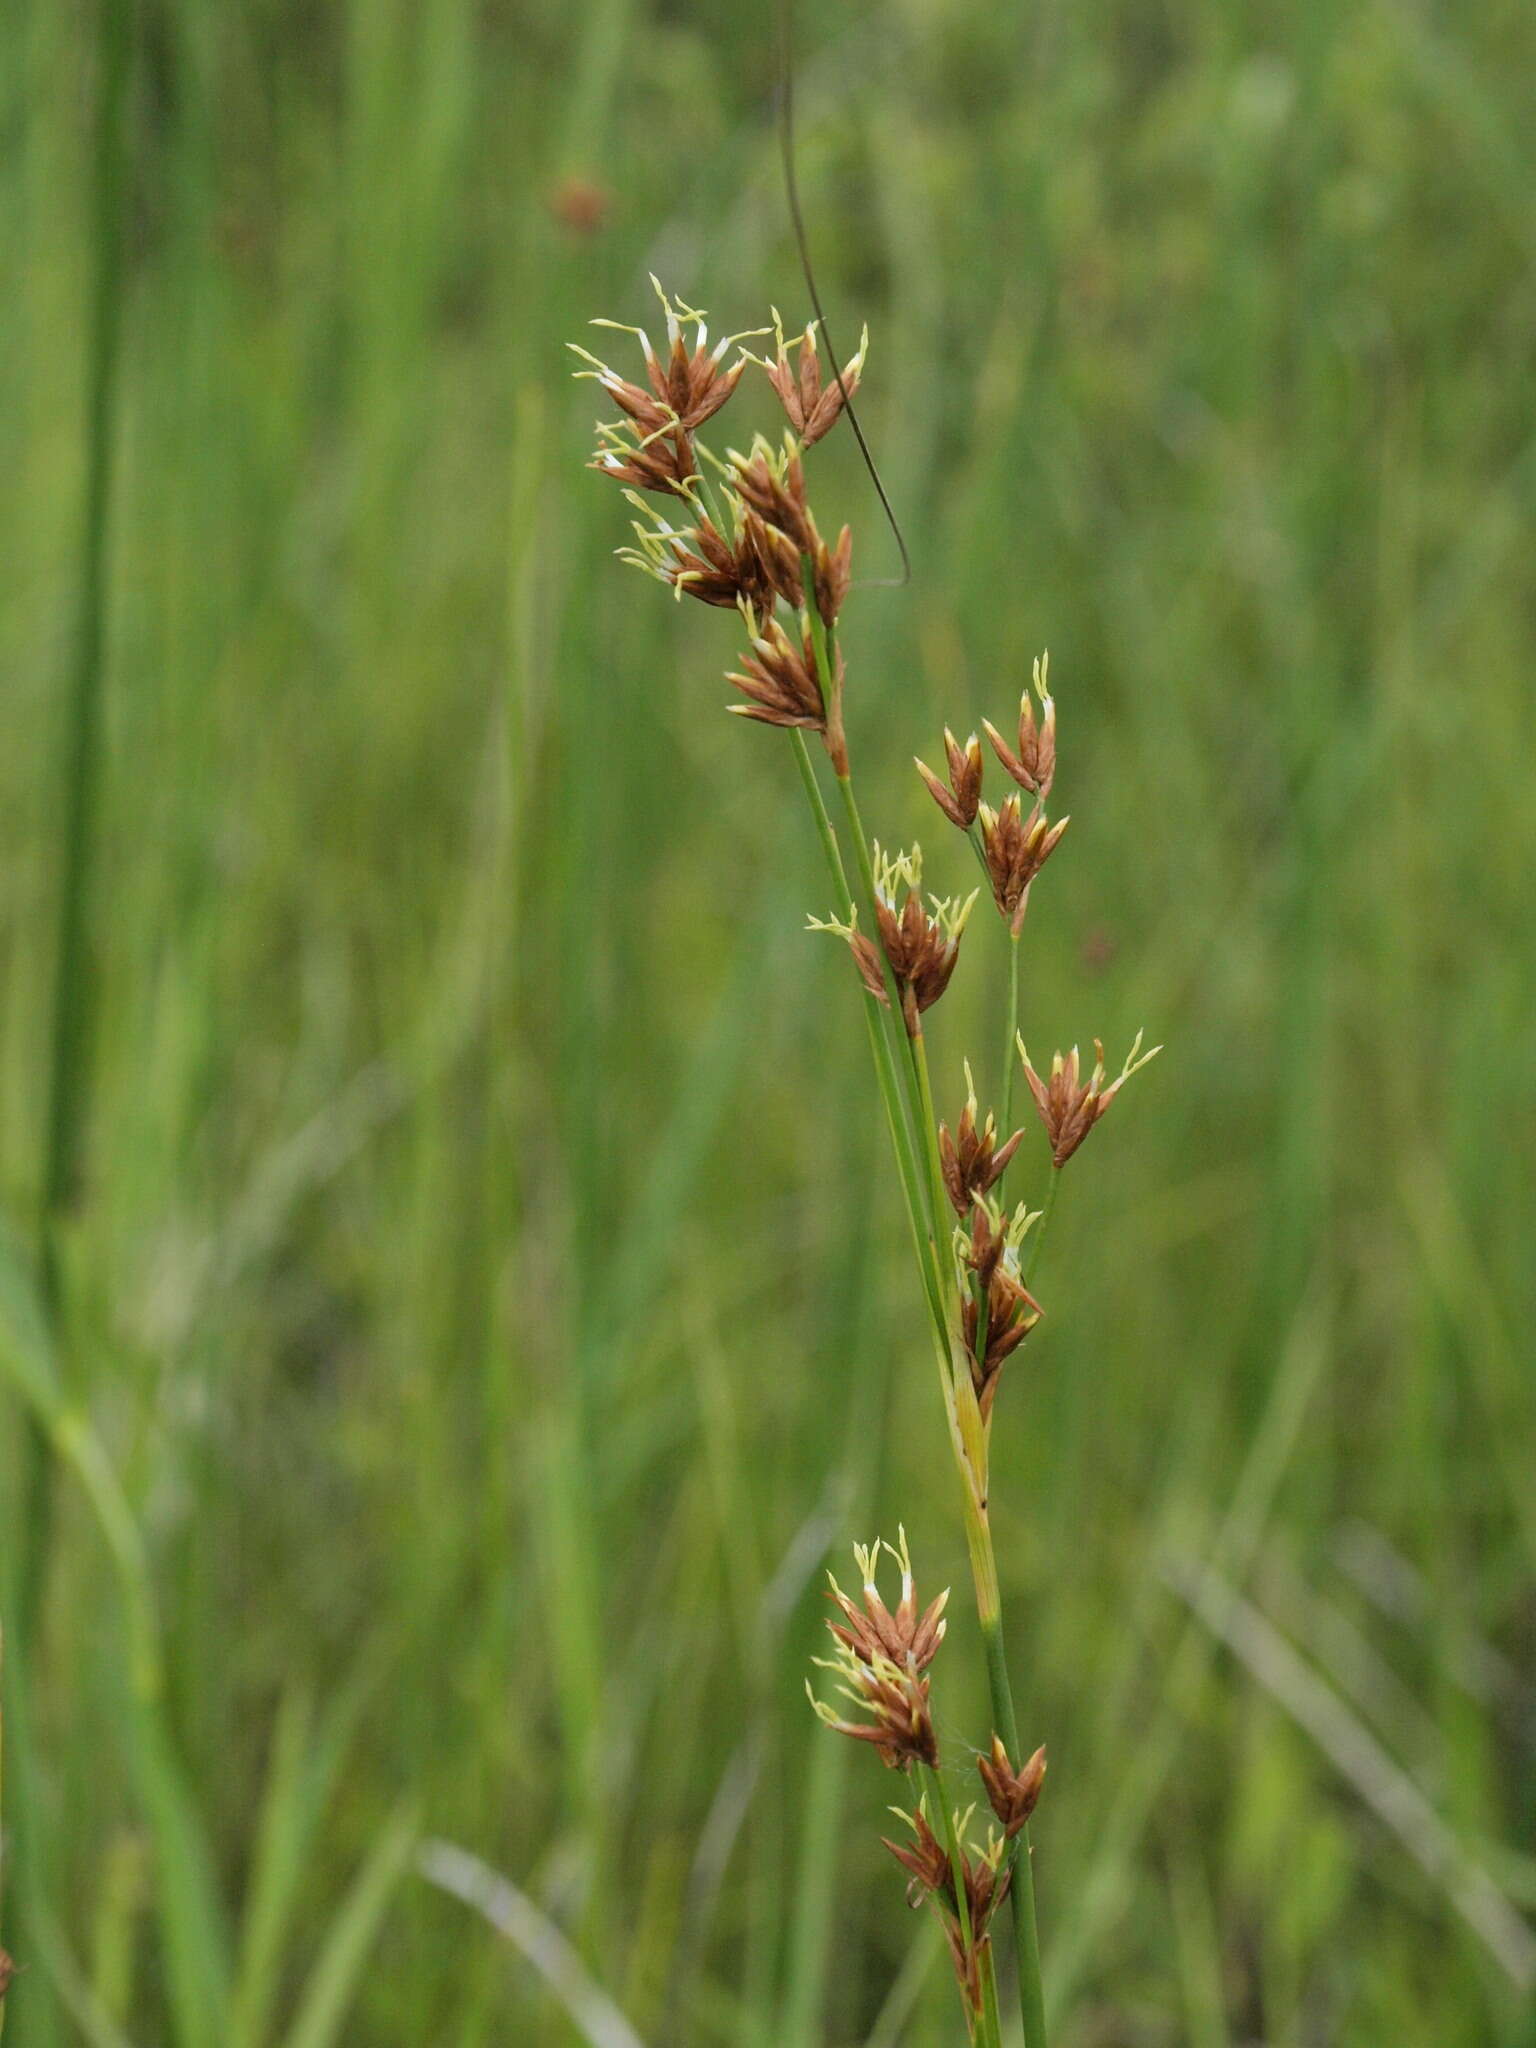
[789,735,943,1341]
[909,1030,954,1290]
[17,0,131,1673]
[1022,1171,1060,1292]
[922,1763,973,1955]
[974,1594,1047,2048]
[979,1943,1006,2048]
[1000,930,1021,1149]
[794,629,1046,2045]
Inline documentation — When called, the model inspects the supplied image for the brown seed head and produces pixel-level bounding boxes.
[727,611,831,736]
[0,1949,14,2002]
[589,421,698,499]
[1017,1030,1161,1169]
[825,1527,949,1675]
[728,436,818,556]
[751,313,869,447]
[549,176,611,236]
[883,1800,1013,2015]
[944,1826,1014,2015]
[812,847,975,1034]
[739,509,805,611]
[808,1534,946,1771]
[915,728,984,830]
[976,795,1069,933]
[938,1061,1024,1215]
[978,1736,1047,1837]
[961,1198,1043,1419]
[807,1650,938,1771]
[881,1801,953,1905]
[983,651,1056,798]
[589,279,762,433]
[813,522,853,628]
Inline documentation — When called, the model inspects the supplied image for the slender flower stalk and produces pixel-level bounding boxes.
[572,283,1160,2046]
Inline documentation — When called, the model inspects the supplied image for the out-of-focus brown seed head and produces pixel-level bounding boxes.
[915,728,984,830]
[978,1736,1047,1837]
[938,1061,1023,1215]
[0,1949,15,2002]
[548,176,611,235]
[977,795,1069,934]
[750,312,869,447]
[984,651,1056,799]
[1018,1031,1160,1169]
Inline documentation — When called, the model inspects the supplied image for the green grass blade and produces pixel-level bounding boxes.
[280,1804,418,2048]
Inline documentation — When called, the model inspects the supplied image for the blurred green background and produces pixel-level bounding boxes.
[3,0,1535,2042]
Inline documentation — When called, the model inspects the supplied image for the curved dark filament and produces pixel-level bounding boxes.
[776,0,912,587]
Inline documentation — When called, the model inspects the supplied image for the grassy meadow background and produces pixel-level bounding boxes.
[3,0,1536,2041]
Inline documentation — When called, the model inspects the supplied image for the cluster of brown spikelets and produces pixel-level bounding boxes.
[573,278,1158,2045]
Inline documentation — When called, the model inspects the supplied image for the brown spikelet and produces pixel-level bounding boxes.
[851,886,973,1035]
[938,1071,1023,1215]
[1018,1033,1160,1169]
[915,728,984,830]
[978,1736,1047,1836]
[976,796,1069,933]
[881,1804,952,1904]
[825,1529,949,1675]
[590,423,698,499]
[729,442,818,556]
[756,319,868,446]
[726,615,831,735]
[961,1200,1042,1419]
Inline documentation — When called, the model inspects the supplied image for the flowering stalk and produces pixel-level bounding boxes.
[571,278,1160,2044]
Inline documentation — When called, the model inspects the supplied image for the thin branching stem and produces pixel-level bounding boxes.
[788,734,944,1339]
[1022,1172,1060,1292]
[832,817,1049,2046]
[1000,930,1022,1156]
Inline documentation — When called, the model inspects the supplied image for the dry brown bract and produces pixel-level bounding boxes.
[978,1735,1047,1837]
[751,313,868,447]
[1018,1032,1161,1169]
[977,795,1069,934]
[915,727,984,830]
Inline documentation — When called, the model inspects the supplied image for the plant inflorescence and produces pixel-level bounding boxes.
[573,276,1159,2046]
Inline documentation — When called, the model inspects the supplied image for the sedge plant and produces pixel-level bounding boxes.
[572,280,1158,2046]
